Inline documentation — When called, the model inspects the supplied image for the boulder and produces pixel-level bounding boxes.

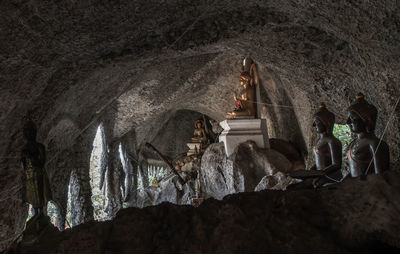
[270,138,306,170]
[200,141,293,200]
[254,172,299,191]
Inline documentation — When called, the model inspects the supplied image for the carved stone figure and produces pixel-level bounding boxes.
[226,58,258,119]
[290,104,342,186]
[346,93,390,177]
[21,119,53,241]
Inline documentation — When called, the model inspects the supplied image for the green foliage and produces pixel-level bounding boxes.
[333,124,352,148]
[26,205,33,222]
[47,201,58,226]
[26,202,58,227]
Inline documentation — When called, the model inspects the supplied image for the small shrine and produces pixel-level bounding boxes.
[187,119,210,156]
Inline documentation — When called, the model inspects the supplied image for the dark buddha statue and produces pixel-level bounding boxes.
[290,104,342,186]
[346,93,390,177]
[21,119,52,236]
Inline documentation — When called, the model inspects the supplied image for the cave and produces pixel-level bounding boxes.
[1,1,399,253]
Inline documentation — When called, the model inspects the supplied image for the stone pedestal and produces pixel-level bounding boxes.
[187,142,208,156]
[219,118,269,157]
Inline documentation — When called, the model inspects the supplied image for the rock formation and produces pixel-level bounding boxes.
[12,171,400,254]
[200,141,295,200]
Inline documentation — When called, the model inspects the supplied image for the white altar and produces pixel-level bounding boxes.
[219,118,269,157]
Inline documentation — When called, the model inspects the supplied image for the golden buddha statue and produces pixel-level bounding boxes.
[187,120,210,156]
[226,58,258,119]
[151,177,159,187]
[191,120,208,143]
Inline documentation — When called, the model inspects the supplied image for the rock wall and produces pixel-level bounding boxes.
[200,141,293,200]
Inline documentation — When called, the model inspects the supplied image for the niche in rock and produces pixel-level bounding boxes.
[26,202,60,228]
[89,126,108,221]
[149,109,215,159]
[46,201,58,227]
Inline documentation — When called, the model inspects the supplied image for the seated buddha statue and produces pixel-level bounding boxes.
[191,120,208,143]
[290,104,342,186]
[346,93,390,177]
[226,58,257,119]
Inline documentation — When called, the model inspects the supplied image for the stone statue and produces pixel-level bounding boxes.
[289,104,342,186]
[191,120,208,143]
[226,58,258,119]
[21,119,53,238]
[346,93,390,177]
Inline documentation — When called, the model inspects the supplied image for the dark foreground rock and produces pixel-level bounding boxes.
[11,171,400,254]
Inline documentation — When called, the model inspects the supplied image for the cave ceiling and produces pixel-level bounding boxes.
[0,0,399,169]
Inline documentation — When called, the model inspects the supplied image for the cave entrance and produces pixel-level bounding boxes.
[46,201,58,227]
[89,125,108,221]
[147,161,167,187]
[26,205,33,224]
[26,199,59,228]
[333,124,352,148]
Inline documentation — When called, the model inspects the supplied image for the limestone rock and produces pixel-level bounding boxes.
[200,142,235,200]
[254,172,299,191]
[136,174,196,207]
[200,141,293,200]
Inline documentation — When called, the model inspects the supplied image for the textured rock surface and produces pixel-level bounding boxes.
[13,171,400,254]
[136,174,196,208]
[135,154,202,207]
[1,0,399,250]
[254,172,298,191]
[200,141,292,200]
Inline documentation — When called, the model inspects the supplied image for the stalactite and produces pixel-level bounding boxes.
[46,152,71,231]
[99,125,108,191]
[119,132,139,206]
[69,167,93,226]
[68,136,95,226]
[139,160,149,189]
[105,142,123,219]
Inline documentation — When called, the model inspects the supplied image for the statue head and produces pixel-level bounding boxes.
[240,72,251,88]
[312,103,335,134]
[346,93,377,134]
[23,119,37,141]
[195,120,203,129]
